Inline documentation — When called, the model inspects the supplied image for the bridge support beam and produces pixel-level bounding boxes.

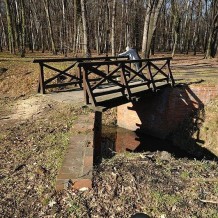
[93,111,102,164]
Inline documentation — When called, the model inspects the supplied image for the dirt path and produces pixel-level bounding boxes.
[0,89,84,123]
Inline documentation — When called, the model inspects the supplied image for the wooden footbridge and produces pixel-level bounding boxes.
[33,56,175,111]
[33,56,176,175]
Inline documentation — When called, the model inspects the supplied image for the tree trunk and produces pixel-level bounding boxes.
[20,0,26,57]
[171,0,180,57]
[105,0,110,55]
[73,0,80,54]
[205,0,218,58]
[43,0,57,54]
[118,1,125,52]
[0,12,7,51]
[111,0,116,56]
[62,0,67,56]
[142,0,164,58]
[180,0,190,53]
[80,0,91,57]
[40,25,45,53]
[193,0,202,55]
[4,0,15,53]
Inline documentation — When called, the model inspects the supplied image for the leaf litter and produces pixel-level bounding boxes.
[0,55,218,217]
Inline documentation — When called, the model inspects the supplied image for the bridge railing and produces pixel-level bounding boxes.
[33,56,129,94]
[78,57,175,107]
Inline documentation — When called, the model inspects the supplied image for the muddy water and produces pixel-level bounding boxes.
[101,125,196,160]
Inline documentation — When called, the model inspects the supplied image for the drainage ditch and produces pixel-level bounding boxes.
[99,125,217,162]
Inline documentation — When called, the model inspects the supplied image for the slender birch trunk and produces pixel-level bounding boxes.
[43,0,57,54]
[80,0,91,57]
[111,0,116,56]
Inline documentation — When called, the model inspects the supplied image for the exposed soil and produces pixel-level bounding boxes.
[0,53,217,217]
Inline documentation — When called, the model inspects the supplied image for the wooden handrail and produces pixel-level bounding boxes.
[33,55,174,108]
[33,56,129,63]
[33,56,129,94]
[78,57,172,67]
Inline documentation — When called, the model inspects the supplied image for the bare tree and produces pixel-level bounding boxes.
[61,0,67,56]
[14,0,26,57]
[142,0,164,58]
[0,12,7,51]
[43,0,57,54]
[4,0,15,53]
[111,0,116,56]
[80,0,91,57]
[205,0,218,58]
[171,0,180,57]
[193,0,202,55]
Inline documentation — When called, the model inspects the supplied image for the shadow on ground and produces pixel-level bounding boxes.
[100,81,217,162]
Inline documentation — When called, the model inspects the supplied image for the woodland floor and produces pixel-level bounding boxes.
[0,52,218,218]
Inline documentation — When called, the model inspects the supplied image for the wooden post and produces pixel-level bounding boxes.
[107,63,110,75]
[93,111,102,164]
[83,68,89,104]
[148,61,156,92]
[120,63,126,97]
[38,63,45,94]
[167,59,175,87]
[78,65,83,89]
[122,63,132,100]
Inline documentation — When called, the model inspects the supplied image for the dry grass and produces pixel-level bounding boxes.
[199,98,218,155]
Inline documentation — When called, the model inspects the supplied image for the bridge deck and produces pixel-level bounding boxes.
[89,82,171,111]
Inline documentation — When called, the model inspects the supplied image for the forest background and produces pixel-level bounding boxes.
[0,0,217,59]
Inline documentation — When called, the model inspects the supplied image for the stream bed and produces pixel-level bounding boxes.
[100,125,197,161]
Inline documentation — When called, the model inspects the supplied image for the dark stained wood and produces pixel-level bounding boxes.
[79,57,175,108]
[33,56,175,110]
[33,56,129,94]
[147,61,157,91]
[38,63,45,94]
[93,111,102,164]
[33,56,129,63]
[78,57,172,67]
[167,59,175,86]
